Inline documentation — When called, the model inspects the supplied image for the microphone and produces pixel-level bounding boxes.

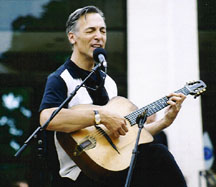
[93,48,107,68]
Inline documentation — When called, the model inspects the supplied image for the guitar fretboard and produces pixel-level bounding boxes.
[124,86,190,126]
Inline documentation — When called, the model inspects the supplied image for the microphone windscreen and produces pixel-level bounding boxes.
[93,48,107,62]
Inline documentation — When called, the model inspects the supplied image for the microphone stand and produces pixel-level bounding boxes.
[124,109,148,187]
[14,61,103,158]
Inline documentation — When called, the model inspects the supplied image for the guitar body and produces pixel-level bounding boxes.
[57,96,153,182]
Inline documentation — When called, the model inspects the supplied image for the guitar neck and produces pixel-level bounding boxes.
[125,86,190,126]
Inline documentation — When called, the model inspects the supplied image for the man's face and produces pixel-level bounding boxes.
[72,13,107,59]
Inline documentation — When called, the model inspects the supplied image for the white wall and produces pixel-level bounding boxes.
[127,0,206,186]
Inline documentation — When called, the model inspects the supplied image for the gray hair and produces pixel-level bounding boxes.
[66,6,105,35]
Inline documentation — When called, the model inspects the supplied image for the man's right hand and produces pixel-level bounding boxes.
[99,109,128,138]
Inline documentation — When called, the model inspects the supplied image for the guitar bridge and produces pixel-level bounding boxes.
[73,136,96,156]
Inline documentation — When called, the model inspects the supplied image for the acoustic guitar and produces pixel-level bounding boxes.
[57,80,206,182]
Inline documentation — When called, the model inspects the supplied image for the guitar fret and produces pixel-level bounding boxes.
[149,104,156,112]
[175,87,189,95]
[147,109,154,116]
[154,101,164,110]
[125,86,190,126]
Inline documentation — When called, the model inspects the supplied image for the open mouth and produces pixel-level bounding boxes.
[91,44,103,49]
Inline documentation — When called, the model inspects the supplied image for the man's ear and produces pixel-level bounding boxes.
[68,32,76,45]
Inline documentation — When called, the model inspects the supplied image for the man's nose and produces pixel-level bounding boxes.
[94,30,103,39]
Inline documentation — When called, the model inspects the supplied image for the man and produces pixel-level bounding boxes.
[39,6,187,187]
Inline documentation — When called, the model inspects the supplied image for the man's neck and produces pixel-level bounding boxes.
[71,51,94,71]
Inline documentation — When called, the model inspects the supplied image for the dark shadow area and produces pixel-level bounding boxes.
[198,0,216,172]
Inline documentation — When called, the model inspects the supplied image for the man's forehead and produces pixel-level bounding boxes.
[78,13,106,28]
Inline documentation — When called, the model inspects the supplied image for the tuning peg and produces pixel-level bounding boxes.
[199,89,206,94]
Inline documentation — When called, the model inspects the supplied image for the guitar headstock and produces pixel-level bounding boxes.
[185,80,207,98]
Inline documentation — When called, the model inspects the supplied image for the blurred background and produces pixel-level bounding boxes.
[0,0,215,186]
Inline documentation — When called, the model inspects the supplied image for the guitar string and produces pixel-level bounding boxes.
[87,127,107,140]
[80,126,114,147]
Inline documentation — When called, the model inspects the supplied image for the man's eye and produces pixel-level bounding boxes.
[86,30,93,33]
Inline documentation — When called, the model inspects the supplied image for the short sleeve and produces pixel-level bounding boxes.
[39,74,67,112]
